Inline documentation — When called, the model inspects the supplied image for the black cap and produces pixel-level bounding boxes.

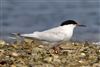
[60,20,78,26]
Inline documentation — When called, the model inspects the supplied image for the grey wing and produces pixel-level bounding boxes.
[20,31,40,38]
[21,26,64,42]
[37,31,64,42]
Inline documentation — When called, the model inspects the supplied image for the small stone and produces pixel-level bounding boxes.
[38,45,44,48]
[98,50,100,53]
[0,40,6,47]
[44,57,52,62]
[52,54,59,59]
[11,52,19,57]
[11,65,16,67]
[80,53,86,57]
[78,60,85,64]
[93,63,100,67]
[0,49,4,53]
[0,40,6,45]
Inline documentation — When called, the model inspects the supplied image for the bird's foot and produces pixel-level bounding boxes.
[51,44,62,54]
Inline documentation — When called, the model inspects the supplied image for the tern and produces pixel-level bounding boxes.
[20,20,86,44]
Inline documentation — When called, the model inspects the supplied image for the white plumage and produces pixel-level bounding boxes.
[21,24,76,42]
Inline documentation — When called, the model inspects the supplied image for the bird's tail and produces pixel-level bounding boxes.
[11,33,38,40]
[10,32,40,41]
[11,33,21,36]
[9,33,22,40]
[11,33,32,37]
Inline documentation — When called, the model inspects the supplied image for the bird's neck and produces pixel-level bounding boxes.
[60,25,76,40]
[61,25,76,31]
[60,25,76,37]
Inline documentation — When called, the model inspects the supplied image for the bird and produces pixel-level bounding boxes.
[19,20,86,44]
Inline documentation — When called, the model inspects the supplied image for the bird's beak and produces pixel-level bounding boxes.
[78,25,86,27]
[77,23,86,27]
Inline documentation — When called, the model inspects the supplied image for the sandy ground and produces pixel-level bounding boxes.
[0,38,100,67]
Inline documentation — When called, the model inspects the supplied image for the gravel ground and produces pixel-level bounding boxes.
[0,39,100,67]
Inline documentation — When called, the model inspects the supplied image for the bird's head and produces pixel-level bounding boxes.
[60,20,86,28]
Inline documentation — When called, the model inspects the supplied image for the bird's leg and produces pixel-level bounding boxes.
[51,42,63,54]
